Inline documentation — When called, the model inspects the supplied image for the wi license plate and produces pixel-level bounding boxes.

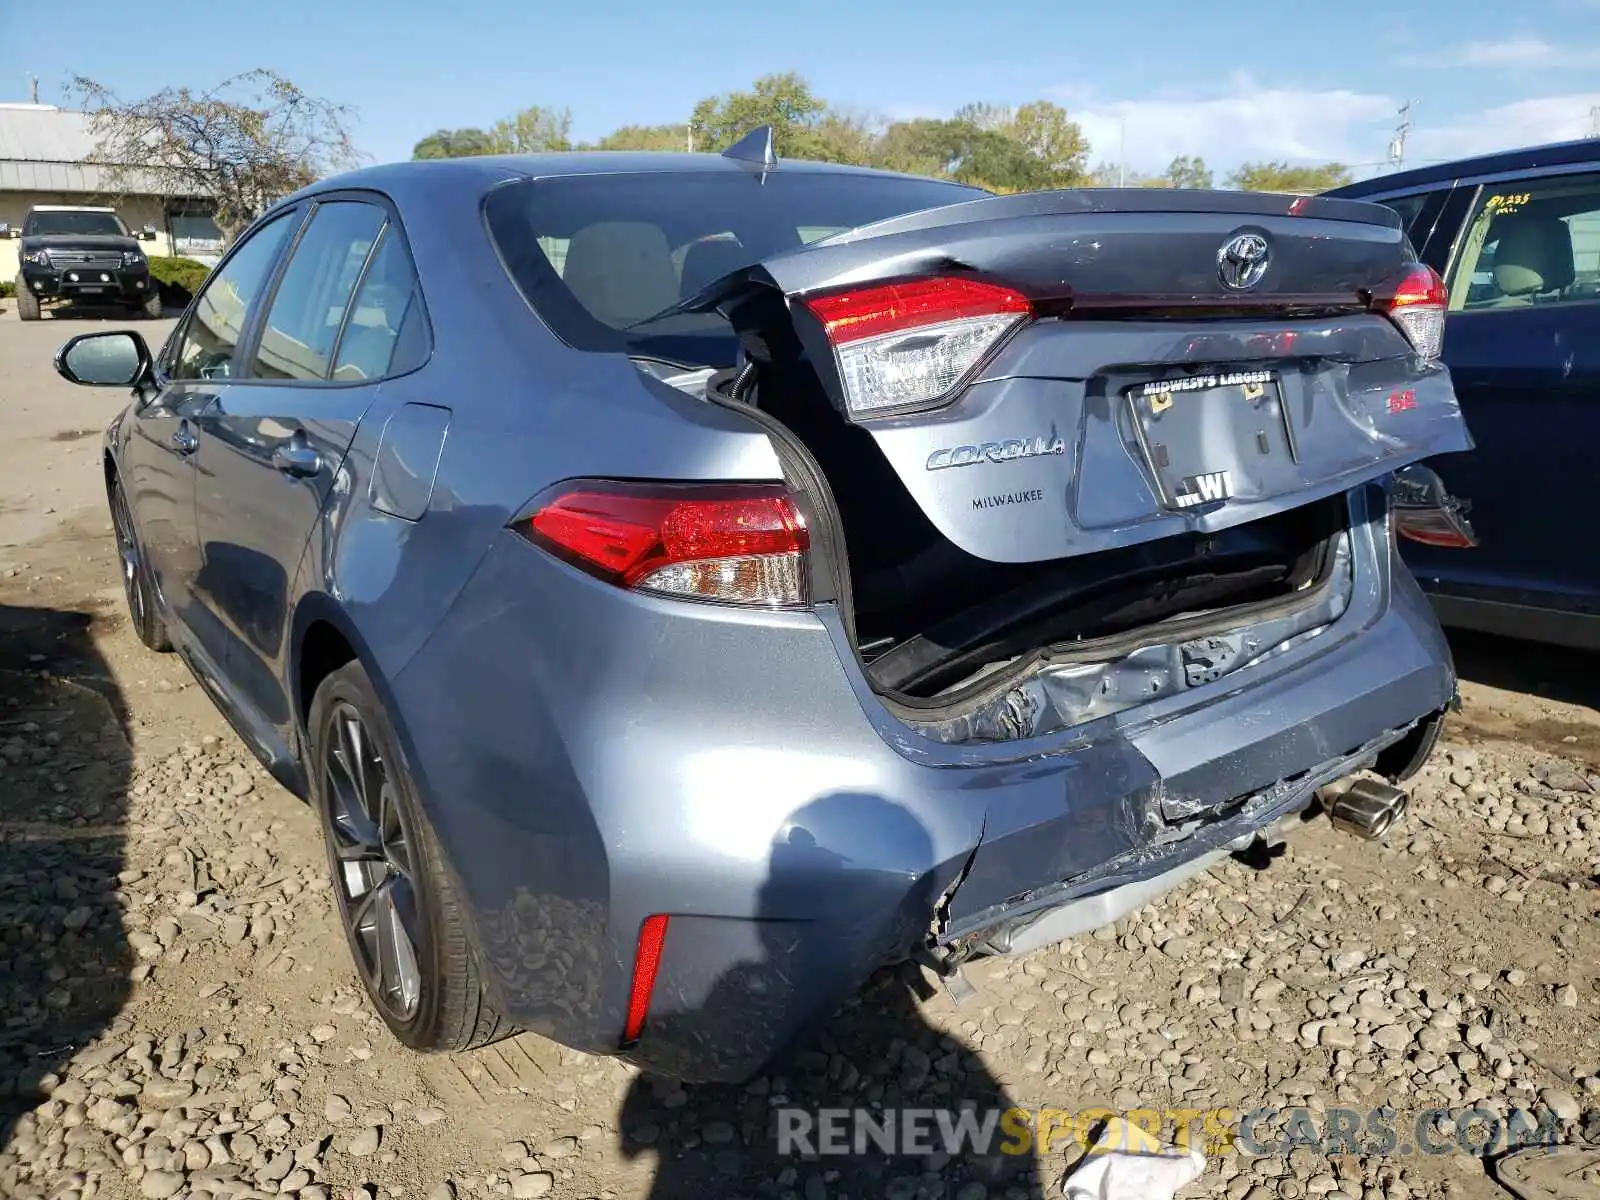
[1127,370,1295,510]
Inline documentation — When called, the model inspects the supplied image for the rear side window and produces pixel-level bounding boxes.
[484,171,982,366]
[252,201,386,381]
[167,210,299,382]
[1446,173,1600,311]
[332,225,429,382]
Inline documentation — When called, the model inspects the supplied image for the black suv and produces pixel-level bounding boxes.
[3,205,162,321]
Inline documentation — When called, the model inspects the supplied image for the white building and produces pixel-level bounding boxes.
[0,101,223,281]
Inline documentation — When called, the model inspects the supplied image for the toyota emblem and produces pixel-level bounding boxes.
[1217,233,1271,290]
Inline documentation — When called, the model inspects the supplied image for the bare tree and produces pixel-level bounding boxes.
[73,70,361,241]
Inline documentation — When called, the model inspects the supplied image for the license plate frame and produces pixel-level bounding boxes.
[1125,370,1296,511]
[73,285,106,295]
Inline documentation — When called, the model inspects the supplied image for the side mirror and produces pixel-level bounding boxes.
[54,331,152,388]
[141,225,158,241]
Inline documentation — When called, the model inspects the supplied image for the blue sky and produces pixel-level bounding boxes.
[3,0,1597,179]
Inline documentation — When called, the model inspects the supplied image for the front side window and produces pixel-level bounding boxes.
[167,211,300,382]
[484,170,984,365]
[1446,174,1600,312]
[252,202,387,381]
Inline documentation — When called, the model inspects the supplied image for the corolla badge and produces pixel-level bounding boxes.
[1217,232,1271,290]
[926,435,1066,471]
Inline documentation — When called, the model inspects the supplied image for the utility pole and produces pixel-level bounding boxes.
[1117,116,1127,187]
[686,121,694,153]
[1387,101,1414,172]
[28,75,39,105]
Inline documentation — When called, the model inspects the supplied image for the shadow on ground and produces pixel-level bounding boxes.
[1448,629,1600,712]
[616,796,1045,1199]
[0,602,132,1160]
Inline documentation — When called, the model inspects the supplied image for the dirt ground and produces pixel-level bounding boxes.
[0,306,1595,1200]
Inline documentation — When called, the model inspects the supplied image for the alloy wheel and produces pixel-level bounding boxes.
[323,702,423,1022]
[111,486,146,631]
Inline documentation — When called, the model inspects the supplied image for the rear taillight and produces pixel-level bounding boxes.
[1392,465,1477,549]
[515,481,809,607]
[1372,264,1447,361]
[802,277,1032,421]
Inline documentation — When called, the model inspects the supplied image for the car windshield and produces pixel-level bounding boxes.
[483,169,983,367]
[24,210,129,237]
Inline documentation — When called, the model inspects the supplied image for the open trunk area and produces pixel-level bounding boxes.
[725,362,1349,708]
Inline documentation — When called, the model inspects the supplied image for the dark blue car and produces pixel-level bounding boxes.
[1330,139,1600,648]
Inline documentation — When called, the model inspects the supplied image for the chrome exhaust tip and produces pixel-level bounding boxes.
[1325,778,1409,841]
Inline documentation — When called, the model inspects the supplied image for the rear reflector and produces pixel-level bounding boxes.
[622,914,669,1045]
[1372,264,1447,361]
[802,277,1032,421]
[516,481,809,607]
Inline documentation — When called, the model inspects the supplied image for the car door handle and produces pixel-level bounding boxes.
[170,422,198,456]
[271,439,322,478]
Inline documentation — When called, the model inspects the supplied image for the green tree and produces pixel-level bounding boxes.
[948,101,1089,187]
[488,105,572,154]
[1164,154,1213,189]
[1226,160,1353,193]
[412,127,496,159]
[689,72,828,157]
[1006,101,1090,186]
[592,123,689,151]
[874,116,1054,190]
[812,110,880,166]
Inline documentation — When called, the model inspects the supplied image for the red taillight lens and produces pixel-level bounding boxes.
[1372,264,1447,361]
[1395,508,1477,548]
[804,277,1031,344]
[801,277,1032,421]
[517,481,810,606]
[622,913,669,1045]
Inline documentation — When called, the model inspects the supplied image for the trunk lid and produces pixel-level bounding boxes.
[696,190,1474,564]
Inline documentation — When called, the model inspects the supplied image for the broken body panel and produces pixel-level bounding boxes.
[679,188,1474,954]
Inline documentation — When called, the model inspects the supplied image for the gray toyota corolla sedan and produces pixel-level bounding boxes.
[54,130,1474,1082]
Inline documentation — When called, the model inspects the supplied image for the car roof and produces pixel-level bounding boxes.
[278,150,969,207]
[30,204,117,212]
[1327,138,1600,198]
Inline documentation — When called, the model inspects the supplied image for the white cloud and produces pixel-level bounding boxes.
[1048,77,1600,181]
[1409,92,1600,162]
[1411,37,1600,68]
[1064,82,1398,177]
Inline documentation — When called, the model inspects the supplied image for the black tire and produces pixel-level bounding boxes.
[15,278,40,321]
[140,289,162,319]
[110,477,170,651]
[309,660,510,1052]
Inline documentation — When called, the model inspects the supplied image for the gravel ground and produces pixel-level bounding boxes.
[0,313,1596,1200]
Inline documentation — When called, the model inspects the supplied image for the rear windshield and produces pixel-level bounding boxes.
[23,210,128,237]
[484,170,983,366]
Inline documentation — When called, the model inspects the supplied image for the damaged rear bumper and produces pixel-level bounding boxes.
[400,489,1453,1084]
[648,515,1449,1080]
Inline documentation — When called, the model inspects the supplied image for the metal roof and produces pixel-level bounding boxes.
[0,102,202,196]
[1328,138,1600,198]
